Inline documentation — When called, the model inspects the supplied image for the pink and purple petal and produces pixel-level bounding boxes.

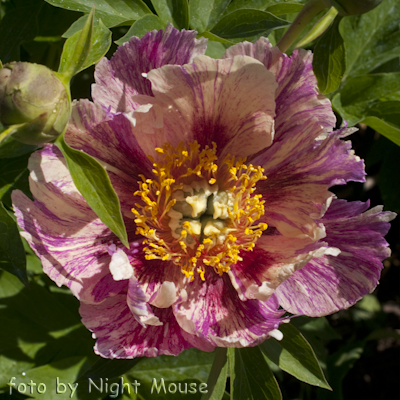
[11,145,140,304]
[135,55,277,159]
[80,293,214,358]
[92,24,207,112]
[174,274,285,348]
[65,100,152,182]
[275,199,396,316]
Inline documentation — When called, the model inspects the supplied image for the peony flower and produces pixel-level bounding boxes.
[12,25,395,358]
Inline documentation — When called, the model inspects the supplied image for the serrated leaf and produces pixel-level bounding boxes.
[55,135,129,248]
[313,17,346,94]
[45,0,151,27]
[151,0,189,29]
[115,14,165,45]
[201,348,228,400]
[340,0,400,76]
[0,5,42,62]
[259,323,331,390]
[234,347,282,400]
[59,8,112,79]
[189,0,231,32]
[0,202,28,286]
[211,9,290,40]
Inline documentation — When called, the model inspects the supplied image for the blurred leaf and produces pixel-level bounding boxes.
[189,0,231,32]
[77,358,142,382]
[340,0,400,76]
[356,294,381,313]
[291,316,341,369]
[128,348,214,383]
[45,0,151,27]
[211,9,290,39]
[204,41,228,59]
[151,0,189,29]
[265,3,303,15]
[378,136,400,212]
[362,101,400,147]
[199,31,233,44]
[0,270,97,389]
[332,73,400,146]
[259,324,331,389]
[313,17,346,94]
[115,14,164,45]
[201,348,228,400]
[317,342,364,400]
[227,347,235,397]
[59,8,112,79]
[0,5,42,62]
[0,202,28,286]
[234,346,282,400]
[55,135,129,248]
[0,134,37,159]
[0,154,31,207]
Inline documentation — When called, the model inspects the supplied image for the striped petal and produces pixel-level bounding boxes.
[11,145,139,303]
[275,199,396,316]
[80,293,214,358]
[92,23,207,112]
[174,274,285,348]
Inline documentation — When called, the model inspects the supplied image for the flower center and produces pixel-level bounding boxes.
[131,142,268,281]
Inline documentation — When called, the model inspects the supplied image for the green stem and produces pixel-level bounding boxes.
[277,0,328,53]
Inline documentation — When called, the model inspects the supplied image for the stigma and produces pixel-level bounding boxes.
[131,141,267,281]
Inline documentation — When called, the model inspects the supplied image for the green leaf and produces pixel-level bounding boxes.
[223,0,281,15]
[199,31,233,45]
[55,135,129,248]
[62,13,99,38]
[128,348,214,383]
[340,0,400,76]
[201,348,228,400]
[227,347,235,398]
[115,14,165,45]
[77,358,142,382]
[265,3,304,15]
[151,0,189,29]
[234,347,282,400]
[377,136,400,212]
[296,6,338,48]
[318,342,365,400]
[58,8,112,80]
[0,5,42,63]
[0,134,37,159]
[0,154,31,208]
[189,0,231,32]
[45,0,151,27]
[259,323,331,390]
[362,101,400,147]
[204,41,228,59]
[211,9,290,40]
[0,202,28,286]
[313,17,346,94]
[332,73,400,127]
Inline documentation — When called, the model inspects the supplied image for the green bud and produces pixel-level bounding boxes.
[0,62,70,145]
[322,0,383,16]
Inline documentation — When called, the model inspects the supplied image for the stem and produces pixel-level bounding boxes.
[277,0,328,53]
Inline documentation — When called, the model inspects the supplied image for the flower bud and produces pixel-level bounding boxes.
[0,62,70,145]
[322,0,383,16]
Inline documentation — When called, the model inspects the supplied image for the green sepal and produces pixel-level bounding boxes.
[55,134,129,248]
